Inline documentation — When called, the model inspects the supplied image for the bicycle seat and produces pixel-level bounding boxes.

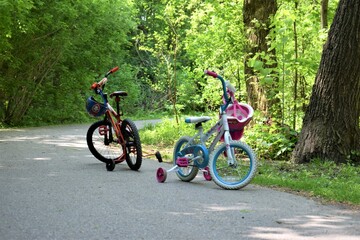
[185,116,211,124]
[110,91,128,98]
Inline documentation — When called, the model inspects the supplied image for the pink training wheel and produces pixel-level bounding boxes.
[156,167,167,183]
[203,167,212,181]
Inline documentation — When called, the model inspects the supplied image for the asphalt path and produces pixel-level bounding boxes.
[0,122,359,240]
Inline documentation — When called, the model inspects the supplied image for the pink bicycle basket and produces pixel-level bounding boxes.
[221,101,254,141]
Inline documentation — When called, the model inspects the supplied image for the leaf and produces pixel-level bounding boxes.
[253,60,264,71]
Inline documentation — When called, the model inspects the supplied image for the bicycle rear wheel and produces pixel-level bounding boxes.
[209,141,257,190]
[86,120,122,163]
[121,119,142,170]
[174,136,199,182]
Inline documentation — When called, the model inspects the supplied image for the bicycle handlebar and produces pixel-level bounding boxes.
[204,70,229,105]
[91,66,119,91]
[204,70,218,78]
[105,66,119,77]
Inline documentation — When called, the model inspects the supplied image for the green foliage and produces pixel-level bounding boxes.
[133,0,340,132]
[244,117,298,161]
[266,0,338,129]
[0,0,137,126]
[140,117,197,146]
[0,0,345,156]
[133,0,247,116]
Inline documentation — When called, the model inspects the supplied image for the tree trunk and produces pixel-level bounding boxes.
[321,0,329,29]
[292,0,360,164]
[243,0,277,115]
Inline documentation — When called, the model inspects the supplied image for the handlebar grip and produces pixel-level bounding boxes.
[204,70,218,78]
[105,66,119,77]
[110,66,119,73]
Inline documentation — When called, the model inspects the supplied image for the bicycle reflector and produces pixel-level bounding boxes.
[86,97,107,117]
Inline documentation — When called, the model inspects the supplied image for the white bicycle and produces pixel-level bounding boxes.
[156,70,257,190]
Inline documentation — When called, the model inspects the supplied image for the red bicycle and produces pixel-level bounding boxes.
[86,67,142,171]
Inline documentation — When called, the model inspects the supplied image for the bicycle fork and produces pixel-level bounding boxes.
[222,114,237,167]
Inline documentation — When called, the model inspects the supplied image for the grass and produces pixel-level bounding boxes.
[254,160,360,206]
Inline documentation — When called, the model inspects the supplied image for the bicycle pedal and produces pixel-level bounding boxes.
[176,157,189,167]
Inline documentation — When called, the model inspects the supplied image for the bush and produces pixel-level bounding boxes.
[244,122,298,161]
[140,117,198,147]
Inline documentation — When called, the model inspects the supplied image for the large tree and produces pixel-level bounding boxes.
[292,0,360,164]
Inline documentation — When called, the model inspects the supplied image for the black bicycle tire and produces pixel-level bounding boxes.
[86,120,121,163]
[121,119,142,170]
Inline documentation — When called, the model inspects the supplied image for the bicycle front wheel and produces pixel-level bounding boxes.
[174,136,199,182]
[121,119,142,171]
[209,141,257,190]
[86,120,122,163]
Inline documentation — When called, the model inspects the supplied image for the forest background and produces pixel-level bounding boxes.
[0,0,337,128]
[1,1,359,204]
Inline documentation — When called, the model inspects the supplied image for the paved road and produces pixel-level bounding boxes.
[0,122,359,240]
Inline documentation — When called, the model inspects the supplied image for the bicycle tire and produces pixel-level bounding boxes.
[86,120,122,163]
[209,141,257,190]
[121,119,142,171]
[173,136,199,182]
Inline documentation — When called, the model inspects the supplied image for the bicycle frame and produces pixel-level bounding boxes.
[182,109,235,166]
[178,70,237,167]
[100,92,124,141]
[94,74,127,163]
